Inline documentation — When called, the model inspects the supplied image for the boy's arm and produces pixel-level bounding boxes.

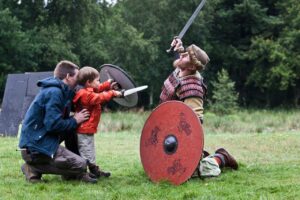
[86,90,119,105]
[96,81,111,92]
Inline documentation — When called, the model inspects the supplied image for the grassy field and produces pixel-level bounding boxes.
[0,110,300,200]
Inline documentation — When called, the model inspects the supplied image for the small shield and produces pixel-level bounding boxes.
[99,64,138,107]
[140,101,204,185]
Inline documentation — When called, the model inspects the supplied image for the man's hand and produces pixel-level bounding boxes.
[73,109,90,124]
[171,37,184,52]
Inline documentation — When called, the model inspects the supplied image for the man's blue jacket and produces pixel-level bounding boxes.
[19,77,78,158]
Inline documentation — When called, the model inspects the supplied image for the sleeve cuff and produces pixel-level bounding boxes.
[71,117,78,128]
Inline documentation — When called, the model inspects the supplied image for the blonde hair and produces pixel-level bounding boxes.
[77,66,100,86]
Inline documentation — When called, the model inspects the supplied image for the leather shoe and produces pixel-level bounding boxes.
[79,173,97,184]
[215,148,238,170]
[21,163,42,183]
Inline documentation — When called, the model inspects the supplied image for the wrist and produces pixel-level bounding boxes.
[177,46,185,53]
[72,117,79,125]
[113,90,119,97]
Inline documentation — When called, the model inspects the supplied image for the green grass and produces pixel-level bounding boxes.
[1,110,300,199]
[99,109,300,134]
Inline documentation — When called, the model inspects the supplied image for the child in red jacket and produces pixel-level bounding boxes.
[73,66,122,178]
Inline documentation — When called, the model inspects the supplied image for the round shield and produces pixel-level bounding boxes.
[99,64,137,107]
[140,101,204,185]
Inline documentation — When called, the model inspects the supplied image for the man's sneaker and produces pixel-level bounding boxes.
[89,163,111,178]
[21,163,42,183]
[215,148,238,170]
[79,173,98,184]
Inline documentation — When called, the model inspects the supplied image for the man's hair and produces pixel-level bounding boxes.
[77,66,100,86]
[186,44,210,71]
[54,60,79,80]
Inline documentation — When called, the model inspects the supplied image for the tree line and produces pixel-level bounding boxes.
[0,0,299,108]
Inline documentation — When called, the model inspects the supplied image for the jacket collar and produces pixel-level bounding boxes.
[86,87,94,92]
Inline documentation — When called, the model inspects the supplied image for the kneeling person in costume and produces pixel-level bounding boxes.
[160,38,238,177]
[73,66,122,178]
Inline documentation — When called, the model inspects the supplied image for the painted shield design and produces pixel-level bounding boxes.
[99,64,138,107]
[140,101,204,185]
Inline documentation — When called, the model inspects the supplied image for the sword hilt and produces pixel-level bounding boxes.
[166,45,175,53]
[166,36,180,53]
[121,89,125,98]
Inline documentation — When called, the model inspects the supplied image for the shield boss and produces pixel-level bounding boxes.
[140,101,204,185]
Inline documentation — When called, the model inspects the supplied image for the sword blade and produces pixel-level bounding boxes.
[124,85,148,97]
[166,0,207,53]
[178,0,207,39]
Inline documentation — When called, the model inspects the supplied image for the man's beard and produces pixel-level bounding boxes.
[173,59,180,68]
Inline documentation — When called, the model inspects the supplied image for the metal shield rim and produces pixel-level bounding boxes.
[99,64,136,87]
[99,64,138,107]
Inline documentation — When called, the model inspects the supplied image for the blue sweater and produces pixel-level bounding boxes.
[19,77,77,157]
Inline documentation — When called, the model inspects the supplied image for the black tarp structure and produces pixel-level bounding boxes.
[0,72,53,137]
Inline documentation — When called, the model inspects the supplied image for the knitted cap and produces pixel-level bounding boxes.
[186,44,210,71]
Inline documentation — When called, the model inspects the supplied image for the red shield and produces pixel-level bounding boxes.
[140,101,204,185]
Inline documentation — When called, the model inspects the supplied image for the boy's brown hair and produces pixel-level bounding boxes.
[77,66,100,86]
[54,60,79,80]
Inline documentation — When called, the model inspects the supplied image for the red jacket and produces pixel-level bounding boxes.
[73,81,117,134]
